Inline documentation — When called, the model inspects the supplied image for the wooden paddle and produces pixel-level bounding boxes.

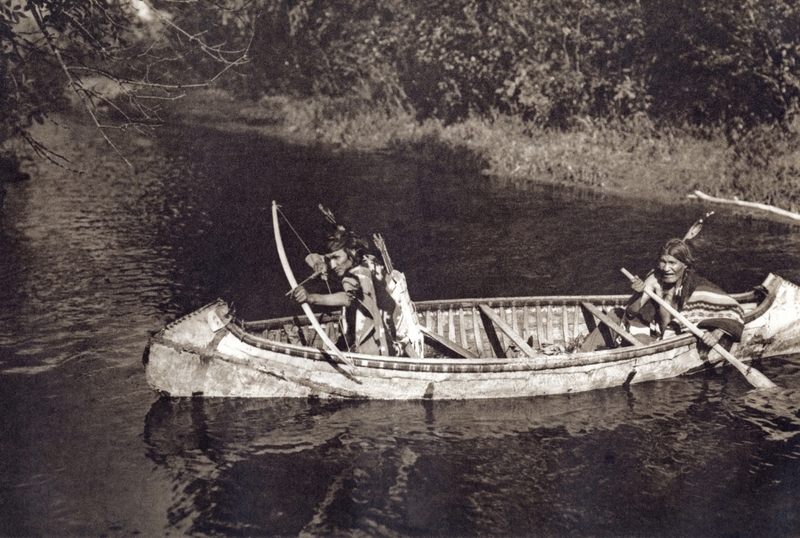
[620,267,776,390]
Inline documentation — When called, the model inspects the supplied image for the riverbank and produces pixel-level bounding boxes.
[8,89,800,221]
[165,90,800,215]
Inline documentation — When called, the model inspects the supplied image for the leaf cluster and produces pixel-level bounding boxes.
[240,0,800,134]
[5,0,800,160]
[1,0,254,162]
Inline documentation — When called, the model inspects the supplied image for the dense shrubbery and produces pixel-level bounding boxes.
[3,1,800,209]
[245,0,800,136]
[230,0,800,210]
[5,0,800,142]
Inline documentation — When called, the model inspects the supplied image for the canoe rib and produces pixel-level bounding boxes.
[580,302,643,348]
[479,307,506,358]
[145,274,800,399]
[420,326,478,359]
[478,304,537,357]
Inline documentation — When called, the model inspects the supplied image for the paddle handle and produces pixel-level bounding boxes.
[620,268,776,389]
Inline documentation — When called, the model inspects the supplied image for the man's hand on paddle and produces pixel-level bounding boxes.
[630,275,645,293]
[699,328,722,348]
[631,273,662,295]
[630,273,663,314]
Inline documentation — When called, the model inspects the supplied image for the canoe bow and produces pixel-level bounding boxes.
[272,201,357,375]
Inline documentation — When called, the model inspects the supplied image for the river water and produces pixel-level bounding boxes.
[2,117,800,537]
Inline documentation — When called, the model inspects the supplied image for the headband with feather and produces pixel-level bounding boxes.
[318,204,368,254]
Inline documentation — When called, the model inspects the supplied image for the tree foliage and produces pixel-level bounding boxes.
[3,0,800,157]
[643,0,800,136]
[246,0,800,133]
[1,0,252,162]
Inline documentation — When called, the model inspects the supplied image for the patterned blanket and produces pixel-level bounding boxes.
[676,271,745,341]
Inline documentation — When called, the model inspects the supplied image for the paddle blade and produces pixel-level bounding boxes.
[683,211,714,241]
[743,366,778,390]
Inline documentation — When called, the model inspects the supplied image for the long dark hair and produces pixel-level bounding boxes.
[659,238,695,268]
[325,228,369,264]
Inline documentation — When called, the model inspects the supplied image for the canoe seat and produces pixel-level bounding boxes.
[579,302,643,349]
[421,326,479,359]
[477,304,537,358]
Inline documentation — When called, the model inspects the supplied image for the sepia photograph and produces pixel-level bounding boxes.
[2,1,800,536]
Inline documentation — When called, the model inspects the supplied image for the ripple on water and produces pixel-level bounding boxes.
[3,118,800,536]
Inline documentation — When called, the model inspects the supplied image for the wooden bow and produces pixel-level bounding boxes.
[272,201,357,376]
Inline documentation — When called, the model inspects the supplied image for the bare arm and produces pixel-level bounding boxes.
[627,273,661,313]
[291,285,352,307]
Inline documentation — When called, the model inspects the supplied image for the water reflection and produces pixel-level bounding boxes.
[142,374,800,536]
[737,355,800,442]
[4,116,800,536]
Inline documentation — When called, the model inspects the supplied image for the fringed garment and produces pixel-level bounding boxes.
[341,255,400,356]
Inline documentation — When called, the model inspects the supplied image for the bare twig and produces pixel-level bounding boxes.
[20,132,82,174]
[13,0,256,167]
[27,3,134,167]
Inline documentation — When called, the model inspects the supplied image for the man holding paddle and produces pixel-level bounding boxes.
[575,209,774,390]
[623,237,744,348]
[582,236,744,352]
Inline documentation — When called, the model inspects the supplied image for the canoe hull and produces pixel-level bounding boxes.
[146,338,719,399]
[144,274,800,399]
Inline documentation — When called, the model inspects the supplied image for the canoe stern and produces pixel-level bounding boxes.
[739,274,800,358]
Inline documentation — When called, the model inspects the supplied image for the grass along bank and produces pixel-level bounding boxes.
[164,90,800,216]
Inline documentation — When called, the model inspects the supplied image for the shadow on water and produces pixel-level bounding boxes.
[151,122,800,323]
[3,115,800,536]
[143,371,800,537]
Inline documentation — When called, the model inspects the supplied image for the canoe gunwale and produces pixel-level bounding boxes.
[741,276,778,324]
[247,290,766,332]
[226,310,711,374]
[150,308,707,374]
[223,279,781,373]
[152,275,783,375]
[144,274,800,398]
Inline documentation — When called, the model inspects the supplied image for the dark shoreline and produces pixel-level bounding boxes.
[10,95,800,228]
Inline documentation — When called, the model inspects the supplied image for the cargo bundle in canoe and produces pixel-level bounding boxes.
[143,273,800,399]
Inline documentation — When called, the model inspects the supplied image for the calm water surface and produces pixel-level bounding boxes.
[2,119,800,537]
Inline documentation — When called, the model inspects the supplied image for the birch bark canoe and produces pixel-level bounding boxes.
[144,274,800,399]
